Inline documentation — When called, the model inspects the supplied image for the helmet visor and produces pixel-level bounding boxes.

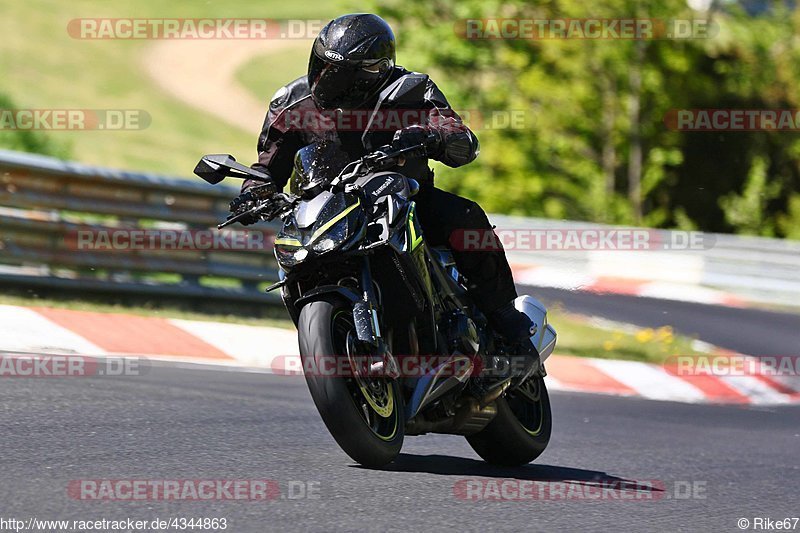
[308,52,389,109]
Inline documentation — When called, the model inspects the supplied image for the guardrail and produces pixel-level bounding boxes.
[0,149,280,303]
[1,149,798,308]
[494,214,800,307]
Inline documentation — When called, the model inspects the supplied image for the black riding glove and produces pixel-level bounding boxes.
[229,183,275,226]
[391,125,441,158]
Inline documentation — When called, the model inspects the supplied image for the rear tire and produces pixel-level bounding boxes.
[466,376,552,466]
[298,298,404,467]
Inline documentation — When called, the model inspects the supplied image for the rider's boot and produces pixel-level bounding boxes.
[487,302,541,385]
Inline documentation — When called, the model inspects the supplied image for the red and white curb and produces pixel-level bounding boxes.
[0,304,796,406]
[511,264,745,307]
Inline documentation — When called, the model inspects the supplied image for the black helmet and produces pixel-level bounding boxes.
[308,14,396,109]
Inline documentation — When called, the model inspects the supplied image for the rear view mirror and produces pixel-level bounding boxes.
[194,153,273,184]
[378,73,429,106]
[362,73,430,150]
[194,154,237,184]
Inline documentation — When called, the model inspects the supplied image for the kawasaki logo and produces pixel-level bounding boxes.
[324,50,344,62]
[373,177,394,196]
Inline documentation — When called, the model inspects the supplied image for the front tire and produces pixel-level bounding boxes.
[466,376,552,466]
[298,298,404,467]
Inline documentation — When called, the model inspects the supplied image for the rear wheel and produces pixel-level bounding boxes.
[298,298,404,467]
[466,376,552,466]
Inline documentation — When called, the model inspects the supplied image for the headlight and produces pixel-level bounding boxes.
[313,238,336,253]
[275,244,310,268]
[311,219,348,254]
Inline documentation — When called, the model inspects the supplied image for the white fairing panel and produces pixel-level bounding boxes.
[294,191,334,228]
[513,295,558,362]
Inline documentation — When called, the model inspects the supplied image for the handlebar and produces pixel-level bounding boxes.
[218,192,297,229]
[219,138,433,228]
[331,137,434,189]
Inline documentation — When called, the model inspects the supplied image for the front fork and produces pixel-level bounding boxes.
[352,256,399,379]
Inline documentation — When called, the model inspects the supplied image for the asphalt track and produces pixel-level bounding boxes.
[518,285,800,357]
[1,288,797,531]
[2,363,798,532]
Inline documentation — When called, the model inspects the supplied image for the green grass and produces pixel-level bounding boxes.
[0,0,345,175]
[235,43,311,101]
[548,307,707,364]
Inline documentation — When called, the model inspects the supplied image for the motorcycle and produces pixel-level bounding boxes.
[194,76,556,468]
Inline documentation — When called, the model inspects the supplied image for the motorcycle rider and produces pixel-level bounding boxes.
[230,14,539,378]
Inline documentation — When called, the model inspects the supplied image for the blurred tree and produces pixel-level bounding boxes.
[366,0,800,237]
[719,156,780,235]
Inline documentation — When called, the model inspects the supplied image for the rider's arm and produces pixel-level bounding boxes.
[242,91,306,192]
[422,78,480,168]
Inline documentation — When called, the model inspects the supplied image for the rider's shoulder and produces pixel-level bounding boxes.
[388,67,437,92]
[389,66,429,84]
[268,76,311,111]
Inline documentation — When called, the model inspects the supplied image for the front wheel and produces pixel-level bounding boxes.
[466,376,552,466]
[298,298,404,467]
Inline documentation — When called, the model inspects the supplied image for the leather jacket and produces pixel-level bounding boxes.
[242,66,479,192]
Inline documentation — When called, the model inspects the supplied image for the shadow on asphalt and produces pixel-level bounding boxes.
[358,453,662,495]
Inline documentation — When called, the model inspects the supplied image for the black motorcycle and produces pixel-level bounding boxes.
[194,78,556,468]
